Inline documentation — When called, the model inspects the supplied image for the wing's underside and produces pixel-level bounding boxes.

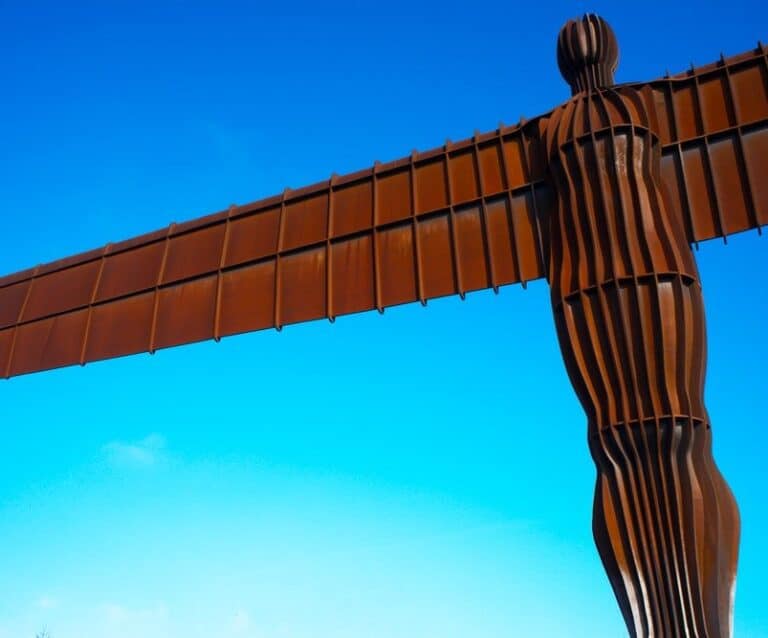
[0,47,765,379]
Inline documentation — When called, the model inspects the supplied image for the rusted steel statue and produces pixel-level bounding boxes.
[546,17,740,636]
[1,14,765,637]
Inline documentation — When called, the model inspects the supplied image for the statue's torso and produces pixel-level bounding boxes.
[543,85,699,302]
[541,85,708,431]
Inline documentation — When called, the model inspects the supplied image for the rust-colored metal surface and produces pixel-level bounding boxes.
[0,13,765,636]
[0,119,552,377]
[546,15,740,636]
[0,43,765,380]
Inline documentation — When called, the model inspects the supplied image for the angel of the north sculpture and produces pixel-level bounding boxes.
[1,13,766,638]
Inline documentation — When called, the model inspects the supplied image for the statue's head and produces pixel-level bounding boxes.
[557,14,619,95]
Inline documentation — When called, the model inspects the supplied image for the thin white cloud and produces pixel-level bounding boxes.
[103,433,166,467]
[91,601,172,638]
[231,609,251,634]
[102,602,128,623]
[36,595,60,610]
[102,601,169,625]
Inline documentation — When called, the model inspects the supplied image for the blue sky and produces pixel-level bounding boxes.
[0,1,766,637]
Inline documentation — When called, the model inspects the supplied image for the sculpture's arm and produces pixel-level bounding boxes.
[0,120,550,378]
[649,44,768,243]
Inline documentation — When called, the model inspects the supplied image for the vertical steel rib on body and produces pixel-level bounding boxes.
[545,15,740,637]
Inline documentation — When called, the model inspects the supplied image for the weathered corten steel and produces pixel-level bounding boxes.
[0,39,765,378]
[547,15,741,637]
[0,13,765,636]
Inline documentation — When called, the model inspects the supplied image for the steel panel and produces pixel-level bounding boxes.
[279,247,327,326]
[154,276,217,350]
[377,224,417,307]
[9,310,88,376]
[85,292,155,362]
[731,63,768,122]
[484,197,519,286]
[417,214,456,299]
[224,207,281,268]
[332,181,373,237]
[219,261,276,337]
[283,194,329,251]
[478,142,505,195]
[162,225,226,285]
[415,159,449,213]
[96,242,165,302]
[454,204,490,293]
[0,281,30,330]
[375,170,412,225]
[22,261,100,323]
[710,134,753,233]
[331,234,375,317]
[449,150,480,204]
[0,328,13,372]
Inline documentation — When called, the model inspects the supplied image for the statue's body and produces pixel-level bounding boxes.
[543,15,740,637]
